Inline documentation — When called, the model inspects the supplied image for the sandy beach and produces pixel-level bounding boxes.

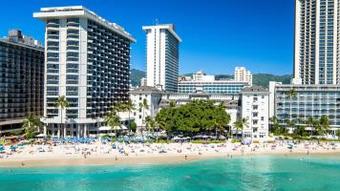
[0,141,340,168]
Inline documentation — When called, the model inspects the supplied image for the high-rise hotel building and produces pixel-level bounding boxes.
[0,30,44,135]
[143,24,181,92]
[293,0,340,85]
[34,6,135,137]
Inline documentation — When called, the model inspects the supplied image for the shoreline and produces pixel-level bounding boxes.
[1,149,340,168]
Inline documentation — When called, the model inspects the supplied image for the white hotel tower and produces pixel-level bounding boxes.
[34,6,135,137]
[143,24,181,92]
[293,0,340,85]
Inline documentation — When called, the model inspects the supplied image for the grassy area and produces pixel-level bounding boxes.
[154,139,171,144]
[231,139,241,143]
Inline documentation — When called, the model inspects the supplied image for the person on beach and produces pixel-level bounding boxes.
[185,155,188,160]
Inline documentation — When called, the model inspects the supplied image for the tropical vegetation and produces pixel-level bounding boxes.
[55,95,69,138]
[104,107,121,138]
[22,115,42,139]
[155,100,230,137]
[233,118,248,138]
[270,115,331,140]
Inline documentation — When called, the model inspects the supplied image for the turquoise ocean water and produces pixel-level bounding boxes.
[1,155,340,191]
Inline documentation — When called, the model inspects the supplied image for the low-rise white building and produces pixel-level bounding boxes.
[240,86,269,142]
[129,86,163,129]
[129,85,270,141]
[140,77,147,87]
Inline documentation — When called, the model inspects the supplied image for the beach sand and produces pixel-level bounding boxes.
[0,142,339,168]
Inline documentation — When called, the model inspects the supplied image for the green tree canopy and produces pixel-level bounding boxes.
[155,100,230,135]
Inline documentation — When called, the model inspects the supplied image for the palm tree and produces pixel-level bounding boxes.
[287,88,297,99]
[55,96,69,138]
[104,111,121,140]
[294,125,306,137]
[318,115,330,137]
[285,119,296,134]
[146,116,160,142]
[112,102,125,113]
[233,118,248,139]
[22,115,42,139]
[145,116,156,132]
[336,129,340,140]
[139,98,149,127]
[214,103,230,138]
[270,116,282,135]
[169,100,176,108]
[306,117,319,136]
[125,99,135,132]
[286,88,297,121]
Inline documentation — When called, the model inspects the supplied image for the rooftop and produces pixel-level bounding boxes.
[0,29,43,49]
[241,86,268,93]
[129,86,164,94]
[33,6,135,42]
[142,24,182,42]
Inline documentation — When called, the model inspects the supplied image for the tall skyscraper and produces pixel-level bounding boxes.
[234,66,252,86]
[0,30,44,135]
[293,0,339,85]
[143,24,181,92]
[34,6,135,137]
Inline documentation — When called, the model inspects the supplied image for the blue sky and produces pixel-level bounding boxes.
[0,0,294,75]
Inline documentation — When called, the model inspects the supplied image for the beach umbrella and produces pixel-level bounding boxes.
[201,135,209,139]
[35,133,46,138]
[218,135,226,140]
[193,135,202,139]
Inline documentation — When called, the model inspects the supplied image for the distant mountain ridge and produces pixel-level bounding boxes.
[130,69,146,87]
[130,69,291,88]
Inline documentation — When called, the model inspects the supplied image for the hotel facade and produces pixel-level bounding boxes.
[178,70,249,95]
[34,6,135,137]
[267,0,340,136]
[143,24,181,92]
[270,83,340,133]
[240,87,269,142]
[293,0,340,85]
[0,30,44,135]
